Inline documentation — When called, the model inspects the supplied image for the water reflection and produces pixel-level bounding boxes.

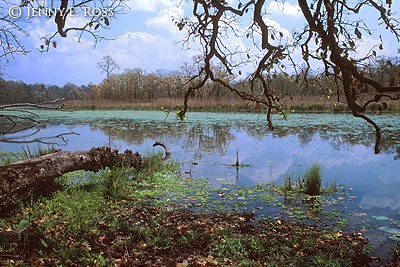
[1,111,399,213]
[56,113,399,213]
[2,111,399,263]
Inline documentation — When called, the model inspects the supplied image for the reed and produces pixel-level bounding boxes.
[304,163,323,196]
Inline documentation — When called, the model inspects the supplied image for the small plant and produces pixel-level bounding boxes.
[11,145,58,161]
[102,166,133,199]
[226,149,253,168]
[324,178,338,194]
[283,174,293,192]
[304,163,323,196]
[135,151,166,180]
[236,149,239,169]
[0,151,13,166]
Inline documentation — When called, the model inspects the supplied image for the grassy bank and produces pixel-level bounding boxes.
[64,97,400,113]
[3,152,400,266]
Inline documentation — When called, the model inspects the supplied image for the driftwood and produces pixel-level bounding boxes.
[153,141,171,159]
[0,146,143,202]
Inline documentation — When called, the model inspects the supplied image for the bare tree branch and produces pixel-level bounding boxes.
[176,0,400,154]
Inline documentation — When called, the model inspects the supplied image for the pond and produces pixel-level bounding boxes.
[1,110,400,263]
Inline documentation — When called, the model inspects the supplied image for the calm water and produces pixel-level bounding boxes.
[1,110,400,262]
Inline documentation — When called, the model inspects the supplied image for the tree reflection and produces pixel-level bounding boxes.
[24,114,399,160]
[91,121,235,160]
[87,118,400,160]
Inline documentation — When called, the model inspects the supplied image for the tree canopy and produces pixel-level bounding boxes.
[0,0,399,153]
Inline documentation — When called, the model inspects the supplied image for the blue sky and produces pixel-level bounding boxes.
[2,0,398,86]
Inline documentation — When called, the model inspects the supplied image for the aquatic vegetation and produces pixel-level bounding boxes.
[304,163,323,196]
[0,160,372,266]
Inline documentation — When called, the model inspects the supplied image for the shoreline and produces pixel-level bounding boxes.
[63,99,400,114]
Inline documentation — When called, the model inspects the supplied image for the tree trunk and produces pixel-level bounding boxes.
[0,147,143,202]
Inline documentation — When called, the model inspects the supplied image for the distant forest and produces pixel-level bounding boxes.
[1,56,399,105]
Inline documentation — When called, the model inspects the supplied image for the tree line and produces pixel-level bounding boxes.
[1,55,399,105]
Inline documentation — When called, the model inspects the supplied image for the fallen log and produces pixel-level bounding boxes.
[0,143,172,243]
[0,146,143,202]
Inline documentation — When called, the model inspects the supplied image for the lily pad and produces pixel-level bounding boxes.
[354,213,367,217]
[378,227,400,235]
[388,235,400,242]
[372,215,390,221]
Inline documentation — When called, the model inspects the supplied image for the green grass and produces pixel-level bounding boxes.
[100,166,134,199]
[304,163,323,196]
[0,145,58,166]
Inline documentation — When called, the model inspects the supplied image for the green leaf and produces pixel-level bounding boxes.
[19,219,28,228]
[40,238,48,248]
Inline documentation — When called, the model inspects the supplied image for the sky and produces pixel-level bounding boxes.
[2,0,399,86]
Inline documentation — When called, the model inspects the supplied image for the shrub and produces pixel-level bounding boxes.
[368,102,384,112]
[333,102,347,112]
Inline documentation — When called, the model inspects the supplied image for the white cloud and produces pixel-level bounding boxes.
[145,6,184,34]
[352,36,387,58]
[263,18,292,39]
[268,2,302,17]
[126,0,181,12]
[101,30,196,72]
[27,14,95,52]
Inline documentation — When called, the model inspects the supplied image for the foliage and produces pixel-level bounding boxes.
[12,145,58,161]
[100,167,133,199]
[333,102,348,113]
[0,158,376,266]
